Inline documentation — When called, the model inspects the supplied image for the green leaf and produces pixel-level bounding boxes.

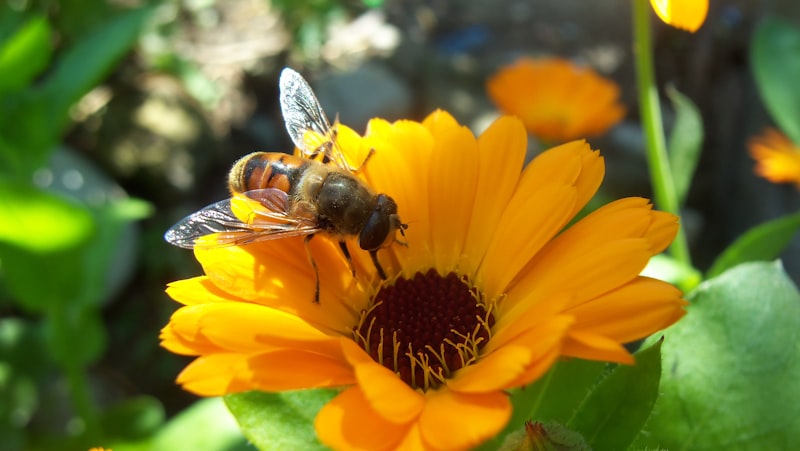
[0,16,52,94]
[751,17,800,145]
[225,389,338,450]
[0,318,45,435]
[633,261,800,449]
[513,359,608,425]
[566,340,662,450]
[0,181,93,253]
[707,211,800,278]
[45,304,107,367]
[480,360,606,451]
[41,6,153,136]
[111,398,248,451]
[101,396,164,440]
[666,84,704,208]
[643,253,703,292]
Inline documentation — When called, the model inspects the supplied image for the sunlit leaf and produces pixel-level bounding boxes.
[111,398,248,451]
[666,84,703,208]
[0,16,52,94]
[42,6,153,135]
[0,181,93,253]
[225,389,337,451]
[633,261,800,449]
[567,340,662,450]
[751,17,800,145]
[642,253,703,292]
[707,211,800,278]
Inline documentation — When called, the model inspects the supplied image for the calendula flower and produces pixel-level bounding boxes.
[650,0,708,32]
[487,58,626,143]
[748,128,800,189]
[161,111,686,450]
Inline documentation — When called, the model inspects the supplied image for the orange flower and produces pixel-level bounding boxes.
[650,0,708,32]
[748,128,800,188]
[487,58,626,143]
[161,111,687,450]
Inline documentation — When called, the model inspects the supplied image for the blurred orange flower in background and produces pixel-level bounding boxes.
[748,128,800,189]
[650,0,708,32]
[486,58,626,143]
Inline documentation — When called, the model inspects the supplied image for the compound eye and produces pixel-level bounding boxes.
[359,209,390,251]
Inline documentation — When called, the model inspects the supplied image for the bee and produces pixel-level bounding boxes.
[164,68,407,303]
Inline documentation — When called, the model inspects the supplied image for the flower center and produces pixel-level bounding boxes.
[353,269,495,391]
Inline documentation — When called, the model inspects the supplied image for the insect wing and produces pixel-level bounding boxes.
[279,68,350,169]
[164,189,320,249]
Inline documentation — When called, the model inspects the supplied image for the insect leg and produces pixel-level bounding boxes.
[304,234,321,303]
[351,147,376,174]
[338,240,356,277]
[370,249,387,280]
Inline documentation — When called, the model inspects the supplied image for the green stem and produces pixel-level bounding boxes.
[632,0,692,268]
[66,359,100,437]
[49,306,101,440]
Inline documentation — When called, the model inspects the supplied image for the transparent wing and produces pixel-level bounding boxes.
[279,67,350,169]
[164,188,321,249]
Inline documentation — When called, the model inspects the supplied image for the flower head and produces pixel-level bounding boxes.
[748,128,800,189]
[650,0,708,32]
[486,57,626,143]
[161,111,686,450]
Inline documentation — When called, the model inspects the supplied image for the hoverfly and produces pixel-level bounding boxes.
[165,68,407,303]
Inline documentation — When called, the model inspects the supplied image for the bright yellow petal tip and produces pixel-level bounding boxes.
[650,0,708,32]
[487,57,626,143]
[748,128,800,189]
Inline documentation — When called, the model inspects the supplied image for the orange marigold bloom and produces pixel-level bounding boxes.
[161,111,687,450]
[486,58,626,143]
[748,128,800,188]
[650,0,708,32]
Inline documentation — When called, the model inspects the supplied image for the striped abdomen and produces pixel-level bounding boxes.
[228,152,310,195]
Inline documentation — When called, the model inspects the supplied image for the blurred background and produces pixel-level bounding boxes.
[1,0,799,449]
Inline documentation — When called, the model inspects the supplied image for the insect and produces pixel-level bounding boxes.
[164,68,407,303]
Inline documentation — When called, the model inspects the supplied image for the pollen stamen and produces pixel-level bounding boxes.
[353,269,496,391]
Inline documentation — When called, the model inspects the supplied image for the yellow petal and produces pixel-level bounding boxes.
[169,302,339,354]
[507,239,654,317]
[452,314,572,391]
[490,316,571,389]
[341,339,426,423]
[418,389,511,450]
[160,320,221,356]
[449,345,532,393]
[567,277,687,342]
[424,110,479,273]
[316,386,412,451]
[395,423,427,451]
[562,329,635,364]
[176,353,244,396]
[479,184,577,298]
[462,116,528,277]
[362,118,435,273]
[506,197,675,316]
[650,0,708,32]
[227,348,355,392]
[523,140,604,218]
[166,276,241,306]
[195,237,367,332]
[489,292,572,352]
